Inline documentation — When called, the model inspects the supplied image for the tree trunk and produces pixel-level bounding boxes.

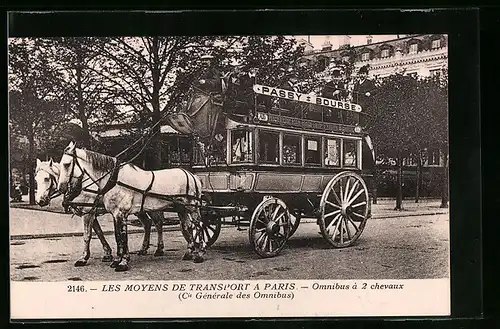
[28,130,36,205]
[76,51,92,149]
[415,150,422,203]
[149,37,163,170]
[395,151,403,210]
[440,149,449,208]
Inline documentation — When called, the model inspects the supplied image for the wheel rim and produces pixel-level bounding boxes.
[319,172,369,248]
[288,210,301,237]
[249,197,291,258]
[200,214,221,247]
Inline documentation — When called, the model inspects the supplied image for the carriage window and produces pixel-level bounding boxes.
[282,134,301,165]
[231,129,253,163]
[259,130,279,164]
[194,135,227,166]
[305,136,321,165]
[343,139,358,167]
[324,138,340,166]
[168,137,192,165]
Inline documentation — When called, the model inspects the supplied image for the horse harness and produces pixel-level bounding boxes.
[64,150,201,214]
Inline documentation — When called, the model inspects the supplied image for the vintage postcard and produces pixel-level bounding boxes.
[9,23,450,319]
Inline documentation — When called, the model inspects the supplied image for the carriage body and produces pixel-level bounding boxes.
[179,85,376,257]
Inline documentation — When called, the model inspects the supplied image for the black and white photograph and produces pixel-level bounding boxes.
[9,16,452,318]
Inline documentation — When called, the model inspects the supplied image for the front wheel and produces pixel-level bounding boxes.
[318,171,370,248]
[249,197,291,258]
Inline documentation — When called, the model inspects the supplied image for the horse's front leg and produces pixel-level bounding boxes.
[74,212,94,267]
[92,216,113,262]
[149,212,164,257]
[189,208,206,264]
[136,212,151,256]
[179,211,195,261]
[114,214,130,272]
[110,214,123,268]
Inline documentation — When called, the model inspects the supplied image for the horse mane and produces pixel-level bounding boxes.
[81,149,117,173]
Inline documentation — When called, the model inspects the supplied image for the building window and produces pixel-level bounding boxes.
[305,136,321,166]
[258,130,279,164]
[430,68,441,77]
[427,149,440,166]
[343,139,358,167]
[431,39,441,49]
[381,49,390,58]
[361,52,370,61]
[231,129,253,163]
[318,56,329,71]
[409,43,419,54]
[324,138,340,166]
[282,134,301,165]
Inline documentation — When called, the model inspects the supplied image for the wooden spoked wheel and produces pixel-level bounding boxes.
[181,194,222,248]
[249,197,291,258]
[319,171,370,248]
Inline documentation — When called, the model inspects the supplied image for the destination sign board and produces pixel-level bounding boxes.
[253,84,363,113]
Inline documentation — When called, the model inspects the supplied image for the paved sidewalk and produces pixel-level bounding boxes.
[9,197,448,240]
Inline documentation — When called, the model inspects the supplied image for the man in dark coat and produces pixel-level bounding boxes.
[321,68,346,101]
[198,54,224,105]
[352,65,376,112]
[278,71,300,112]
[226,65,256,114]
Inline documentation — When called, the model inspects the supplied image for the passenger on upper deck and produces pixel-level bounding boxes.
[198,54,224,106]
[321,67,348,101]
[226,65,257,115]
[278,69,300,112]
[352,65,376,112]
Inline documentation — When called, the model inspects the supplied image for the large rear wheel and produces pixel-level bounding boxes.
[318,172,370,248]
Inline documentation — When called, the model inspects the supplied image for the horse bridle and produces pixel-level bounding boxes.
[62,149,119,202]
[36,167,59,200]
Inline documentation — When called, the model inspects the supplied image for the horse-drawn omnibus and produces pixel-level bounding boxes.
[167,80,376,258]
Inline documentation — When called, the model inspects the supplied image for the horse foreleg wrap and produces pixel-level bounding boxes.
[113,218,123,258]
[121,220,130,261]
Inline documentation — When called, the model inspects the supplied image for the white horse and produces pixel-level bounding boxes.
[57,141,205,272]
[35,158,165,267]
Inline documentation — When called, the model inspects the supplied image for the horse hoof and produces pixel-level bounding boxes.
[182,252,193,261]
[154,250,164,257]
[74,259,87,267]
[102,255,113,262]
[137,250,148,256]
[114,264,129,272]
[193,255,204,263]
[110,260,119,268]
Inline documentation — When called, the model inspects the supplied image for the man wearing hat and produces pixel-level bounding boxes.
[226,64,257,114]
[322,67,347,101]
[198,54,224,105]
[278,68,300,111]
[353,65,375,111]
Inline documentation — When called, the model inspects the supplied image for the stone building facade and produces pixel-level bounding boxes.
[298,34,448,79]
[296,34,448,171]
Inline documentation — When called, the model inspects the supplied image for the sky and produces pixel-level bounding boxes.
[293,35,400,50]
